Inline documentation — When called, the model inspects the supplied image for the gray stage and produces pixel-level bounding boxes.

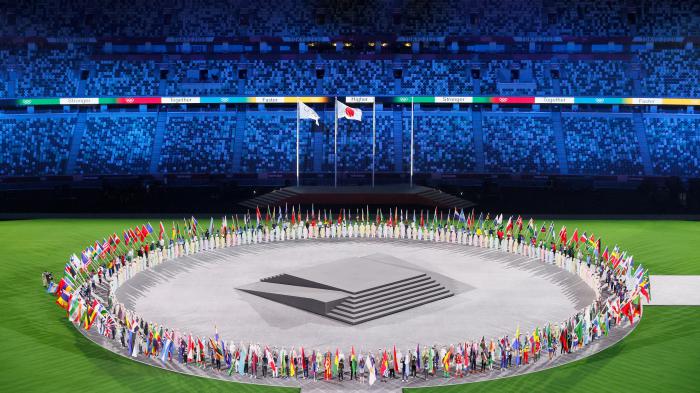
[115,238,595,352]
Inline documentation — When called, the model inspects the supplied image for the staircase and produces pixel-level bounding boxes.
[239,188,299,209]
[550,111,569,175]
[64,110,88,175]
[414,187,475,209]
[232,107,246,172]
[313,127,323,172]
[325,274,453,325]
[239,185,476,209]
[393,108,404,172]
[149,108,167,174]
[471,109,485,172]
[632,111,653,175]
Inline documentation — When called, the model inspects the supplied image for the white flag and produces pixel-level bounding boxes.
[336,100,362,121]
[298,102,320,126]
[367,354,376,385]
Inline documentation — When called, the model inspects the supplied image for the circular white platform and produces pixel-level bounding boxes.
[115,238,595,352]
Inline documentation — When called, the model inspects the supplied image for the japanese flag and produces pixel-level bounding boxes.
[336,100,362,121]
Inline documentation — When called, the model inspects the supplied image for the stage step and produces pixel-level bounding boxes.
[326,291,454,325]
[334,283,445,314]
[342,277,438,307]
[346,274,429,298]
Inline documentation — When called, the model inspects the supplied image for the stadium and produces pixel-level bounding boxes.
[1,0,699,392]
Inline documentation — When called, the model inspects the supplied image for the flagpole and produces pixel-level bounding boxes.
[334,97,338,188]
[372,99,376,188]
[410,96,414,188]
[296,100,300,187]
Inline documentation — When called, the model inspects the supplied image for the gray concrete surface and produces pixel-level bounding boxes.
[115,238,596,351]
[649,275,700,305]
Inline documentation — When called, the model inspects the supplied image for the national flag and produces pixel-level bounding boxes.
[146,222,154,234]
[336,100,363,121]
[298,102,320,126]
[333,348,339,375]
[379,350,388,377]
[505,216,513,234]
[85,300,103,330]
[56,277,73,296]
[159,222,165,240]
[367,354,376,386]
[255,206,261,226]
[64,263,77,278]
[416,344,421,370]
[580,231,588,243]
[68,295,82,322]
[442,348,451,371]
[56,290,71,310]
[559,225,567,244]
[141,225,149,239]
[393,345,398,372]
[46,281,58,294]
[571,228,579,244]
[265,347,276,373]
[123,230,130,245]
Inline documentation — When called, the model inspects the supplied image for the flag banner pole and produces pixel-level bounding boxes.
[372,100,376,188]
[334,97,338,188]
[410,96,414,188]
[296,100,300,187]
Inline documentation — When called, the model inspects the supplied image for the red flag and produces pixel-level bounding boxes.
[420,210,424,227]
[379,350,388,376]
[393,345,398,372]
[620,299,634,325]
[141,225,149,239]
[505,216,513,234]
[291,206,296,225]
[159,222,165,240]
[571,229,579,244]
[559,226,567,243]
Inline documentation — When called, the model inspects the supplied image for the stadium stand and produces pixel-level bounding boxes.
[241,113,298,173]
[0,116,75,176]
[1,0,700,37]
[75,115,156,175]
[159,115,235,174]
[644,116,700,177]
[559,60,633,97]
[640,49,700,97]
[15,49,80,97]
[562,115,644,176]
[413,114,476,173]
[401,60,473,95]
[86,60,159,96]
[482,114,559,174]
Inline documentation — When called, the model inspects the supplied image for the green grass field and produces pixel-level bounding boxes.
[0,218,698,392]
